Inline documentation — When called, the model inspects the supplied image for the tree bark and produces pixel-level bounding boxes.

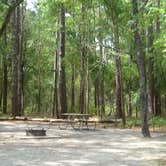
[128,92,132,117]
[94,77,99,115]
[18,3,24,115]
[52,49,59,118]
[2,30,8,114]
[71,64,75,112]
[0,57,3,111]
[59,4,67,114]
[155,0,160,33]
[11,3,20,117]
[164,94,166,112]
[154,0,161,116]
[3,60,8,114]
[17,3,23,116]
[114,26,125,125]
[0,0,23,37]
[128,51,133,117]
[79,2,86,114]
[132,0,150,137]
[148,24,154,114]
[99,41,105,119]
[154,92,161,116]
[79,48,85,114]
[37,72,41,113]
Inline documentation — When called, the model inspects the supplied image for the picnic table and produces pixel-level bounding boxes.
[59,113,96,130]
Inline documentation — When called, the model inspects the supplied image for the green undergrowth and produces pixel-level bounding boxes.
[149,117,166,127]
[126,117,166,128]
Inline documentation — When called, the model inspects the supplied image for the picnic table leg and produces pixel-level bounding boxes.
[59,121,68,130]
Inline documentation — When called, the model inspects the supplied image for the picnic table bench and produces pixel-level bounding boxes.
[59,113,96,130]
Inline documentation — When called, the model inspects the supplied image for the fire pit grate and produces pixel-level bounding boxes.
[26,128,46,136]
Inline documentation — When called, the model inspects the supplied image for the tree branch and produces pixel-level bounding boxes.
[0,0,24,37]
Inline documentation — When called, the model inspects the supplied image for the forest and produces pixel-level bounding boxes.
[0,0,166,137]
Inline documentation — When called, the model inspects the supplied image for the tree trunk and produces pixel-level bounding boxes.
[52,21,60,118]
[0,0,23,37]
[155,0,160,33]
[114,26,125,125]
[94,77,99,115]
[71,64,75,112]
[154,0,161,117]
[11,3,20,117]
[18,3,24,116]
[128,92,132,117]
[132,0,150,137]
[85,59,90,114]
[79,2,86,114]
[99,41,105,119]
[164,94,166,112]
[148,24,154,114]
[128,45,133,117]
[79,49,85,114]
[0,56,3,111]
[3,29,8,114]
[87,72,90,114]
[154,92,161,116]
[52,49,59,118]
[59,4,67,114]
[38,73,41,113]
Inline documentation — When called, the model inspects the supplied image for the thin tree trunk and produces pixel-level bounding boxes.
[94,78,99,115]
[87,72,90,114]
[154,0,161,117]
[132,0,150,137]
[18,3,24,116]
[154,92,161,116]
[164,94,166,112]
[21,3,26,115]
[11,3,20,117]
[114,26,124,124]
[52,50,59,118]
[79,2,86,114]
[156,0,160,33]
[0,0,23,37]
[0,57,3,111]
[128,92,132,117]
[71,64,75,112]
[99,41,105,119]
[128,51,133,117]
[79,52,85,114]
[148,24,154,114]
[52,22,60,118]
[59,4,67,114]
[3,29,8,114]
[38,73,41,113]
[85,59,90,114]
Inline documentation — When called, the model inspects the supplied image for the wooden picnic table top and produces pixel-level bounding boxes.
[61,113,90,120]
[61,113,89,116]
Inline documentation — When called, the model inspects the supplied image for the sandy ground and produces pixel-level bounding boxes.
[0,121,165,166]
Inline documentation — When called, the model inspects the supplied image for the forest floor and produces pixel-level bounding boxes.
[0,120,165,166]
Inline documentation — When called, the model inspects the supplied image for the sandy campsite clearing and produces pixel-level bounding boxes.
[0,121,165,166]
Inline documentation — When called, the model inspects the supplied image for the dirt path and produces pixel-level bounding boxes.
[0,121,165,166]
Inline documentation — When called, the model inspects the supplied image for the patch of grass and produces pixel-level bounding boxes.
[125,117,166,129]
[0,112,11,117]
[149,117,166,127]
[126,118,141,128]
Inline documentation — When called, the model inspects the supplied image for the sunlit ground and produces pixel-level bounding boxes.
[0,121,165,166]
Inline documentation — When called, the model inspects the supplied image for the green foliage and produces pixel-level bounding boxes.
[149,117,166,127]
[126,118,141,128]
[0,0,165,121]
